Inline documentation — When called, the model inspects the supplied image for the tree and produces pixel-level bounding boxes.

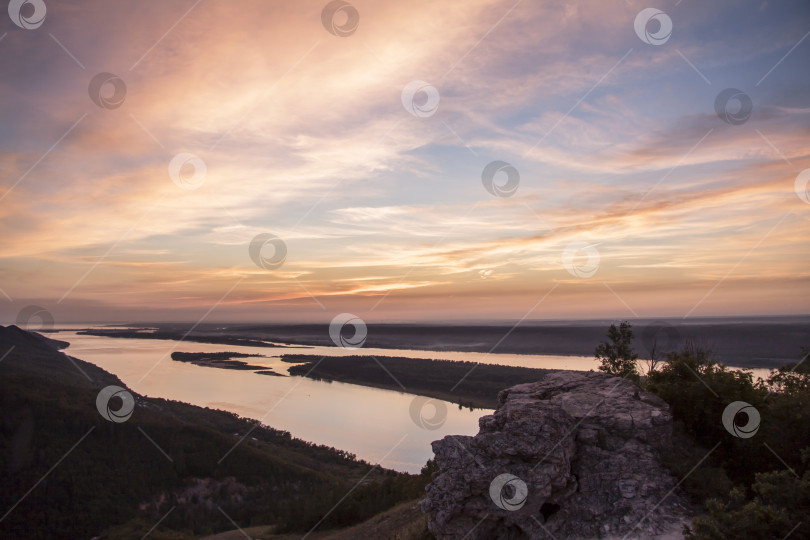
[765,348,810,395]
[645,336,662,375]
[595,322,638,379]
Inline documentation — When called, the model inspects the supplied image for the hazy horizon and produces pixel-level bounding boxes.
[7,313,810,328]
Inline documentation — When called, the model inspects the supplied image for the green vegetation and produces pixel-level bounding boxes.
[594,322,810,539]
[0,327,430,539]
[282,354,552,409]
[7,321,807,538]
[764,349,810,394]
[594,321,639,380]
[689,464,810,539]
[196,500,431,540]
[674,353,810,539]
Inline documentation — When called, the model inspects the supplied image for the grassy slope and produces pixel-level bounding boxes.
[199,501,429,540]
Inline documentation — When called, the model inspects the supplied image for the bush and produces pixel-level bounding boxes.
[765,348,810,395]
[643,345,810,539]
[687,463,810,539]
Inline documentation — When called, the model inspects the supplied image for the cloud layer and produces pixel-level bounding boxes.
[1,0,809,323]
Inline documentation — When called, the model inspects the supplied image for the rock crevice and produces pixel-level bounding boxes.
[422,371,688,539]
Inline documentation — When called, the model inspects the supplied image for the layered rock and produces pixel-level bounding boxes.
[422,371,689,539]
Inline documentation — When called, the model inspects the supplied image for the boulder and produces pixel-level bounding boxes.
[422,371,689,539]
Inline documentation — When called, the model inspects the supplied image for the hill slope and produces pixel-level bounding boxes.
[0,325,427,539]
[199,501,429,540]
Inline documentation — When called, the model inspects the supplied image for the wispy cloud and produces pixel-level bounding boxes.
[0,0,808,322]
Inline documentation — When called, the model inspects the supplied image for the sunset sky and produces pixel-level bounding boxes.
[1,0,809,323]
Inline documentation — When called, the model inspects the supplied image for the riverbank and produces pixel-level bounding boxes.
[42,329,486,472]
[282,354,554,409]
[72,318,810,369]
[171,351,269,370]
[0,325,427,539]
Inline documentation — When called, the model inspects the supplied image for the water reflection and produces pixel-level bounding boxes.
[56,331,485,473]
[48,328,773,472]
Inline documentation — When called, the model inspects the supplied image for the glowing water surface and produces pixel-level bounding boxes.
[47,327,770,473]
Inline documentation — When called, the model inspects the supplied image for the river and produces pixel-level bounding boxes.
[44,327,772,473]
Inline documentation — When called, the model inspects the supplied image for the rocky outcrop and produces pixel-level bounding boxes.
[422,371,689,539]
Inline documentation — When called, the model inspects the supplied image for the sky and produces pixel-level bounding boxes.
[0,0,809,324]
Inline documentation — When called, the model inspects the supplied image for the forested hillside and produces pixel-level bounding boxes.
[0,326,428,539]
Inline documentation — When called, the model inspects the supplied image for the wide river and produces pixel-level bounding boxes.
[45,327,771,473]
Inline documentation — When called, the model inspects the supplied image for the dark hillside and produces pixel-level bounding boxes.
[0,326,426,539]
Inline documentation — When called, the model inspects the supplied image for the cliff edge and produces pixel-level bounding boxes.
[422,371,690,539]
